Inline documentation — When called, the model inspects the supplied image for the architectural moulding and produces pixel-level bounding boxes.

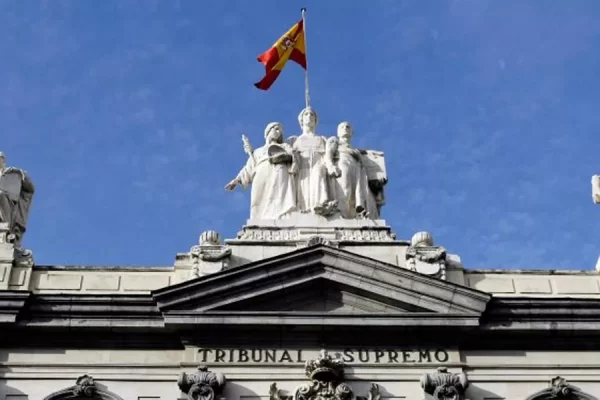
[43,374,124,400]
[269,350,381,400]
[420,367,468,400]
[153,245,491,329]
[178,366,227,400]
[525,376,599,400]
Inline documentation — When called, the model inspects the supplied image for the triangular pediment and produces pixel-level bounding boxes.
[215,278,431,313]
[153,245,491,328]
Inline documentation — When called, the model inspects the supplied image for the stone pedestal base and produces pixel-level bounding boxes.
[230,212,396,244]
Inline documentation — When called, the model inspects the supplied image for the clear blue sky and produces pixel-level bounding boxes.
[2,1,599,269]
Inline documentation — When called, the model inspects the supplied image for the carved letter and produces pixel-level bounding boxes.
[279,350,293,362]
[265,349,277,362]
[418,350,431,362]
[434,350,449,363]
[198,349,213,363]
[343,349,355,362]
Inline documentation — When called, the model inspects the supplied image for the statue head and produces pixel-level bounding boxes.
[298,107,318,130]
[337,121,353,141]
[0,152,5,171]
[264,122,284,144]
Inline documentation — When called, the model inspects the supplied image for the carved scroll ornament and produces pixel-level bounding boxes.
[178,366,226,400]
[420,367,468,400]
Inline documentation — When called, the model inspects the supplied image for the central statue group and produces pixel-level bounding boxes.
[225,107,387,221]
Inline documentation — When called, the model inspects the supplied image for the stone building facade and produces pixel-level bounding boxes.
[1,112,600,399]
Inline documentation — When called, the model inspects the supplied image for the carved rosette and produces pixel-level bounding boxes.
[420,367,468,400]
[72,374,96,397]
[178,366,226,400]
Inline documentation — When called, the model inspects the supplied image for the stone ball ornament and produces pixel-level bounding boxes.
[411,231,434,247]
[200,230,222,246]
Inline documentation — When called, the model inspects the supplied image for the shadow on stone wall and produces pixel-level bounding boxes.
[0,380,28,399]
[466,384,504,400]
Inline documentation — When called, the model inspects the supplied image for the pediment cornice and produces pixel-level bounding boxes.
[153,245,492,328]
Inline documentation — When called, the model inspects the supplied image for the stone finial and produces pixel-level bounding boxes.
[200,230,222,246]
[72,374,96,397]
[178,366,226,400]
[407,231,446,279]
[420,367,468,400]
[411,231,434,247]
[592,175,600,204]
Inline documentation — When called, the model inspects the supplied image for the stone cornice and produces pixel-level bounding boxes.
[0,290,31,323]
[154,245,491,319]
[22,293,164,328]
[482,297,600,331]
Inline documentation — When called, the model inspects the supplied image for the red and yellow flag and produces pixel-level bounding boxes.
[254,19,307,90]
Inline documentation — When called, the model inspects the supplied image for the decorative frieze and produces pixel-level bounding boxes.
[420,367,468,400]
[236,227,394,242]
[178,366,227,400]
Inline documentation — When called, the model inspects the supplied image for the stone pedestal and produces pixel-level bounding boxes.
[231,212,396,244]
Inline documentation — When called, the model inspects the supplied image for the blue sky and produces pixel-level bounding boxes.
[1,1,599,269]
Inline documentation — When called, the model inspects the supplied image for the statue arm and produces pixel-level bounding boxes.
[225,154,256,191]
[235,155,256,189]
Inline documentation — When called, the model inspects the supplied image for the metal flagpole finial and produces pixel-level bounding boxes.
[301,7,310,108]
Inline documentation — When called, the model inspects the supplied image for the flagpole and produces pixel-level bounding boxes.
[301,8,310,108]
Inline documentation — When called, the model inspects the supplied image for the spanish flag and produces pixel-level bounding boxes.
[254,19,307,90]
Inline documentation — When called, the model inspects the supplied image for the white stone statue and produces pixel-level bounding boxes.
[592,175,600,204]
[288,107,338,215]
[0,152,35,246]
[330,122,380,219]
[225,122,298,220]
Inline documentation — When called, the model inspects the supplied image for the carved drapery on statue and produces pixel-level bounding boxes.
[0,152,35,247]
[289,107,338,216]
[592,175,600,204]
[178,366,227,400]
[420,367,468,400]
[226,123,297,220]
[225,110,387,221]
[330,122,380,219]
